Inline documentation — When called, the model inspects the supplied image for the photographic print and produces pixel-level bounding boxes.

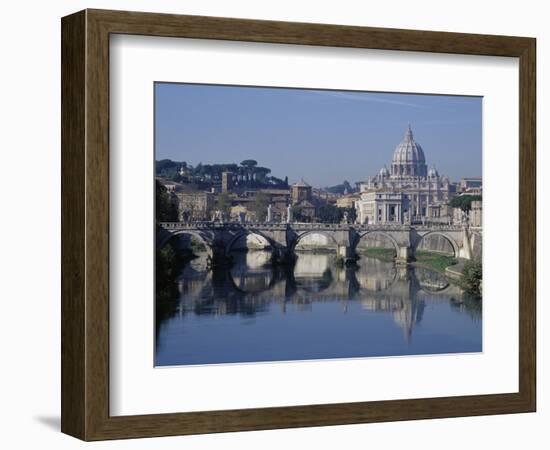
[154,83,483,367]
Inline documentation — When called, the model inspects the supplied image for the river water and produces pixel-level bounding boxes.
[155,251,482,366]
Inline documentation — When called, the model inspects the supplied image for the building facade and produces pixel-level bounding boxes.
[355,126,455,224]
[452,198,483,227]
[232,188,292,222]
[470,200,482,227]
[221,171,233,193]
[336,194,360,209]
[356,191,409,224]
[176,191,215,221]
[290,179,317,221]
[458,177,482,192]
[291,179,313,203]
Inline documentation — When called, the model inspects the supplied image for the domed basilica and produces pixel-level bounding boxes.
[355,126,454,224]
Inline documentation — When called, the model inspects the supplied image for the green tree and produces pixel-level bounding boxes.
[461,259,483,298]
[291,205,310,223]
[240,159,258,168]
[156,242,179,287]
[170,172,183,182]
[253,167,272,184]
[155,180,179,223]
[318,204,342,223]
[155,159,184,178]
[202,164,213,179]
[194,162,204,178]
[449,195,482,212]
[250,192,270,221]
[268,176,285,186]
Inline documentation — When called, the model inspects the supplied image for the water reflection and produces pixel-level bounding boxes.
[155,251,482,366]
[230,251,274,293]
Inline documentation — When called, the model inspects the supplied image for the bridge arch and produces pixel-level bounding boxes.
[291,230,339,252]
[159,229,214,258]
[413,231,459,258]
[354,230,400,256]
[225,230,274,255]
[228,264,277,295]
[414,266,451,293]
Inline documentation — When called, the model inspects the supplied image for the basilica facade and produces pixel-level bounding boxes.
[355,126,454,224]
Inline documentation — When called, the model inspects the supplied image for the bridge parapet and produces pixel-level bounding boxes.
[159,222,420,232]
[158,222,479,264]
[159,221,288,231]
[412,224,464,232]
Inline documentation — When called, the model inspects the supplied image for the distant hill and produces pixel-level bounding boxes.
[155,159,289,189]
[324,180,356,194]
[155,159,184,178]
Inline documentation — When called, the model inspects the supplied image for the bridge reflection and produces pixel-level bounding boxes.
[158,251,477,341]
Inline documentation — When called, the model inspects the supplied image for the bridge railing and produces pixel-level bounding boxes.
[158,221,468,232]
[159,221,406,230]
[409,224,465,231]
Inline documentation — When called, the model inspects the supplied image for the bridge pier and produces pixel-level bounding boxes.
[396,246,412,265]
[271,247,296,266]
[208,247,233,268]
[459,228,472,260]
[337,245,358,265]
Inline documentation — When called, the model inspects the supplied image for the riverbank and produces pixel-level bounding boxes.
[413,251,458,273]
[359,248,457,273]
[294,246,338,254]
[356,247,396,262]
[359,247,481,299]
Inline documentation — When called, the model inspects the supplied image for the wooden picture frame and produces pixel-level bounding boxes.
[61,9,536,441]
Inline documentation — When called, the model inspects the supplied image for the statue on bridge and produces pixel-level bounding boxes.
[460,210,470,226]
[266,204,273,223]
[212,209,225,223]
[286,204,293,224]
[181,210,190,223]
[341,211,350,224]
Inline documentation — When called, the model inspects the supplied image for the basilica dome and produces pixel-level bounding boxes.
[392,126,425,164]
[391,125,428,177]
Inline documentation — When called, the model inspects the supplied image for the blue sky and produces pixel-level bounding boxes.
[155,83,482,187]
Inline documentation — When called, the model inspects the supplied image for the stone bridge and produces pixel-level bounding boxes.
[158,222,481,265]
